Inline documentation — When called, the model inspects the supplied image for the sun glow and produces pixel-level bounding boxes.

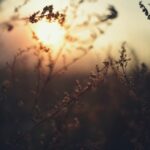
[31,20,66,49]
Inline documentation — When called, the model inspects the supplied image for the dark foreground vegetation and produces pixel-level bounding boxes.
[0,0,150,150]
[0,44,150,150]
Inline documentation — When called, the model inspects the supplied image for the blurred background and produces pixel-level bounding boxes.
[0,0,150,72]
[0,1,150,150]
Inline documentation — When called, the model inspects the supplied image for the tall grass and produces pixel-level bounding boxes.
[0,0,150,150]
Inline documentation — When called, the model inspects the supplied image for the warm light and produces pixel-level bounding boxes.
[31,20,65,49]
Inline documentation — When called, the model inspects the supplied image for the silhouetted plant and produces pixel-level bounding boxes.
[139,1,150,20]
[0,1,150,150]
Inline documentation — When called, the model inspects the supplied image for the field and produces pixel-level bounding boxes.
[0,0,150,150]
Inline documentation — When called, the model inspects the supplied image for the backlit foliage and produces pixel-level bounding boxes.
[0,1,150,150]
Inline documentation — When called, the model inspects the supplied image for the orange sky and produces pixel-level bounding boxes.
[0,0,150,72]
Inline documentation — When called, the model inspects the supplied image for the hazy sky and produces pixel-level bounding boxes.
[101,0,150,64]
[0,0,150,69]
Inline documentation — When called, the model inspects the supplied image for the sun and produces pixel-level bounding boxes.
[31,19,66,49]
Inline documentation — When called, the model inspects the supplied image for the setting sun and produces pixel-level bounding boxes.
[31,20,65,49]
[1,0,150,150]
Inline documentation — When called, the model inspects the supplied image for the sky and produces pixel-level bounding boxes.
[0,0,150,71]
